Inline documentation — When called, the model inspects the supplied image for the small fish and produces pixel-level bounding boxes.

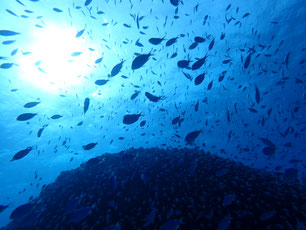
[189,42,198,50]
[11,147,33,161]
[123,114,142,125]
[84,98,90,115]
[24,101,40,108]
[2,40,16,45]
[82,142,98,150]
[192,55,208,70]
[194,36,206,43]
[166,37,178,46]
[84,0,93,7]
[37,124,48,138]
[185,130,202,145]
[71,52,82,57]
[0,63,14,69]
[95,79,108,86]
[148,37,165,45]
[53,8,63,12]
[95,57,103,64]
[255,85,260,104]
[76,28,85,38]
[145,92,163,102]
[111,60,125,77]
[131,53,151,70]
[244,53,251,69]
[207,80,213,90]
[194,73,205,85]
[0,30,20,36]
[16,113,37,121]
[130,91,140,100]
[51,114,62,119]
[208,38,215,50]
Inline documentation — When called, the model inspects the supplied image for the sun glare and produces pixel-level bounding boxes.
[17,25,96,93]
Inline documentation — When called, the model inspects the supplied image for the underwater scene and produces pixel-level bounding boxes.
[0,0,305,229]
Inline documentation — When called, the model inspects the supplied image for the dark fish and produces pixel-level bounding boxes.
[195,100,199,112]
[207,80,213,90]
[244,53,251,69]
[82,142,98,150]
[24,101,40,108]
[123,114,142,125]
[194,36,205,43]
[140,120,146,127]
[130,91,140,100]
[11,147,33,161]
[170,0,180,7]
[258,137,275,147]
[131,53,151,70]
[192,55,208,70]
[84,98,90,115]
[222,59,231,64]
[53,8,63,12]
[84,0,93,7]
[6,9,18,17]
[185,130,202,145]
[51,114,62,119]
[10,203,34,219]
[189,42,198,50]
[16,113,37,121]
[255,85,260,104]
[166,37,178,46]
[111,60,125,77]
[37,125,48,138]
[76,28,85,38]
[95,79,108,86]
[0,63,14,69]
[145,92,163,102]
[0,30,20,36]
[177,60,191,69]
[69,207,91,223]
[194,73,205,85]
[208,38,215,50]
[148,37,165,45]
[242,13,250,18]
[248,108,257,113]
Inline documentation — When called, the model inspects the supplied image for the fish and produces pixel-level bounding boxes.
[37,124,48,138]
[123,114,142,125]
[208,38,215,50]
[2,40,16,45]
[189,42,198,50]
[0,30,20,36]
[185,130,202,145]
[24,101,40,108]
[145,92,163,102]
[84,98,90,115]
[131,53,151,70]
[244,53,251,69]
[6,9,18,17]
[16,113,37,121]
[95,79,109,86]
[207,80,213,90]
[170,0,180,7]
[194,73,205,85]
[194,36,205,43]
[53,8,63,12]
[51,114,62,119]
[148,37,165,45]
[140,120,146,127]
[76,28,85,38]
[84,0,93,7]
[95,57,103,64]
[11,147,33,161]
[82,142,98,150]
[255,85,260,104]
[111,60,125,77]
[192,55,208,70]
[0,63,14,69]
[177,60,191,69]
[71,52,82,57]
[130,91,140,100]
[166,37,178,46]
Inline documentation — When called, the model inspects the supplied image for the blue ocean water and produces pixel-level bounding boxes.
[0,0,305,229]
